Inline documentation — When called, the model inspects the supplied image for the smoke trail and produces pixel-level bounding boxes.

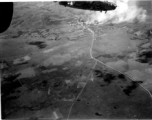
[87,0,147,24]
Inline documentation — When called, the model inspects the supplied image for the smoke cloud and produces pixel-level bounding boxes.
[86,0,148,24]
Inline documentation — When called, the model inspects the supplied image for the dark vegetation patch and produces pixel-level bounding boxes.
[94,69,116,85]
[2,100,19,119]
[123,81,139,96]
[113,105,117,109]
[38,65,47,70]
[111,103,119,110]
[20,63,75,89]
[1,30,27,39]
[100,54,113,58]
[26,101,47,111]
[2,66,70,105]
[103,73,116,84]
[136,49,152,64]
[118,74,126,81]
[95,112,102,116]
[27,41,47,49]
[146,28,152,38]
[134,81,143,84]
[42,15,62,27]
[2,80,22,99]
[95,53,116,59]
[59,82,82,99]
[100,84,106,87]
[11,19,24,28]
[77,99,81,102]
[116,54,126,59]
[130,28,152,40]
[47,33,59,41]
[2,73,21,83]
[52,79,66,90]
[94,69,103,77]
[2,58,89,118]
[11,31,24,38]
[0,60,10,71]
[2,68,77,118]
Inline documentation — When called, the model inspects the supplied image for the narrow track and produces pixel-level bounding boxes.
[67,22,152,120]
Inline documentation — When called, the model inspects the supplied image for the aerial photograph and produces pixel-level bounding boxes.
[0,0,152,119]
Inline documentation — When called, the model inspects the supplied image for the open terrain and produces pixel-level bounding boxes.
[1,1,152,119]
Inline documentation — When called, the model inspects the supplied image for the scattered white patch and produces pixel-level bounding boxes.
[106,60,129,72]
[53,109,63,119]
[43,41,75,54]
[64,80,72,84]
[68,30,84,40]
[17,67,36,79]
[145,68,152,75]
[77,82,86,88]
[63,97,75,101]
[43,48,55,54]
[127,59,149,70]
[140,43,151,48]
[42,68,57,73]
[75,60,83,66]
[62,67,68,70]
[43,54,71,66]
[125,70,152,82]
[125,70,146,81]
[53,111,58,119]
[142,77,152,90]
[48,87,51,95]
[134,30,144,37]
[13,55,31,65]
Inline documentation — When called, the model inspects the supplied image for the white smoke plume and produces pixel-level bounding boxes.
[86,0,147,24]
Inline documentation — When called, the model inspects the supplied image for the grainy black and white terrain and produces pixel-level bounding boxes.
[1,1,152,119]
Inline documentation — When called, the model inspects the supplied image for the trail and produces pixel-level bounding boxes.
[67,21,152,120]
